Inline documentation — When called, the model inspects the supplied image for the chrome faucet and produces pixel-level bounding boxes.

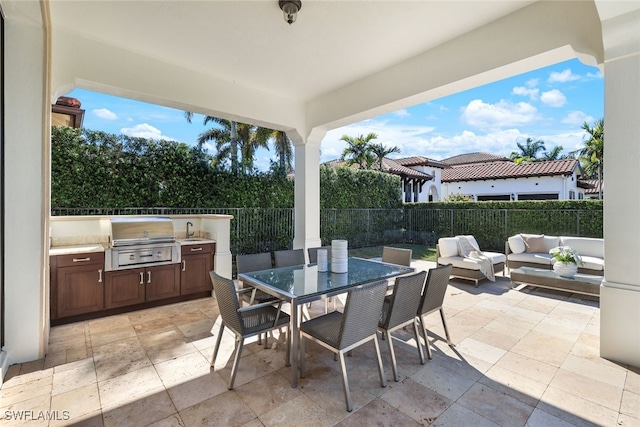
[186,221,194,239]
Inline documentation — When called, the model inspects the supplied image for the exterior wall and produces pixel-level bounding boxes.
[403,166,442,203]
[598,0,640,367]
[3,16,48,366]
[441,173,584,201]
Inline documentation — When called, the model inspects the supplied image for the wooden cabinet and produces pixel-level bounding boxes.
[51,242,214,324]
[104,268,146,309]
[180,243,214,295]
[51,252,105,319]
[145,263,181,301]
[105,263,180,307]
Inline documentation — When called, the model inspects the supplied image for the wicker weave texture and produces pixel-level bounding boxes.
[274,249,305,268]
[382,247,412,267]
[419,264,452,315]
[307,246,332,264]
[210,271,289,335]
[237,252,272,274]
[339,280,389,349]
[380,271,427,330]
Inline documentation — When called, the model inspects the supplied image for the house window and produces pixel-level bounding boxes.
[579,193,584,200]
[477,194,510,201]
[518,193,559,200]
[569,190,575,200]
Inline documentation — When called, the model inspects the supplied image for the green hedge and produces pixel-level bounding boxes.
[52,127,401,210]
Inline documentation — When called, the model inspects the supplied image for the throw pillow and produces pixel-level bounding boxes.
[522,234,546,253]
[508,235,526,254]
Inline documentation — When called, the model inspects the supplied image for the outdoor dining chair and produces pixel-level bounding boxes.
[300,279,388,412]
[307,245,332,264]
[274,249,305,268]
[378,270,428,381]
[236,252,275,305]
[417,263,453,360]
[209,271,291,390]
[382,246,413,267]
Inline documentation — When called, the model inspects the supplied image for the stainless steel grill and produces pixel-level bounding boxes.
[105,217,180,271]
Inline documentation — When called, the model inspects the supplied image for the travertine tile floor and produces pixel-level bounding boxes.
[1,260,639,426]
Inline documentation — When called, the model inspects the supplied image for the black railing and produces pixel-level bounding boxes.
[52,207,603,254]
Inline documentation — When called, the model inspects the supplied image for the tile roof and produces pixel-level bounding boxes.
[581,179,601,193]
[394,156,448,168]
[322,158,432,181]
[442,152,511,165]
[442,159,580,182]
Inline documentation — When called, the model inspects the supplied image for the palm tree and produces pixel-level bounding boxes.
[510,137,546,163]
[340,133,378,169]
[573,118,604,198]
[271,130,293,172]
[369,142,400,171]
[185,112,274,174]
[540,145,566,161]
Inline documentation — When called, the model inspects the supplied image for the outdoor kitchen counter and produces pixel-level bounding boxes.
[177,238,216,246]
[49,243,107,256]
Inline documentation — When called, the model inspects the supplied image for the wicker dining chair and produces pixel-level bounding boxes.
[300,279,388,412]
[307,245,332,264]
[274,249,305,268]
[210,271,290,390]
[378,270,428,381]
[382,246,413,267]
[417,263,453,360]
[236,252,275,305]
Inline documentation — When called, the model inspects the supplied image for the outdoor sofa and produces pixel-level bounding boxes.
[505,234,604,276]
[436,236,506,286]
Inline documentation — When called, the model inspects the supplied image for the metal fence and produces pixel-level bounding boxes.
[52,207,603,254]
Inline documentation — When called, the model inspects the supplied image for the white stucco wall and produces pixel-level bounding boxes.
[441,173,584,201]
[4,17,47,365]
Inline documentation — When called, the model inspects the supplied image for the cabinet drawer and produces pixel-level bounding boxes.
[181,243,214,256]
[55,252,105,268]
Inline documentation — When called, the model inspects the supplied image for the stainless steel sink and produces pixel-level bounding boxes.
[182,238,204,242]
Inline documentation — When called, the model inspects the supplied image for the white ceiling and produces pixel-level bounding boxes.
[49,0,537,103]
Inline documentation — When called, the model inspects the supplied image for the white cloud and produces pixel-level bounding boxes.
[525,78,539,88]
[540,89,567,107]
[120,123,177,141]
[394,109,410,118]
[461,99,540,129]
[548,69,580,83]
[562,110,594,126]
[93,108,117,120]
[512,86,539,101]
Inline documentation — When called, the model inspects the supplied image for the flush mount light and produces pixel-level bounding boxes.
[279,0,301,25]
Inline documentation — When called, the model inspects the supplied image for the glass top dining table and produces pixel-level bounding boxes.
[238,257,414,387]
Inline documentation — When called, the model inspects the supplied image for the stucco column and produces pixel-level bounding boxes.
[3,16,48,368]
[598,5,640,367]
[293,130,325,252]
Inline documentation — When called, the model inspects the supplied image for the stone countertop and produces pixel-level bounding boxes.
[177,238,216,246]
[49,244,107,256]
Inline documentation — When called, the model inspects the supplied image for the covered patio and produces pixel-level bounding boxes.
[1,0,639,407]
[2,261,637,425]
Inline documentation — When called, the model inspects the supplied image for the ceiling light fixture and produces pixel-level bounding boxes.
[279,0,301,25]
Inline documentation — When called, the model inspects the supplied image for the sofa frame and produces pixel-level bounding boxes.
[436,244,505,287]
[504,242,604,276]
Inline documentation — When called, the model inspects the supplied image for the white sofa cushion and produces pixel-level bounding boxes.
[578,255,604,271]
[507,252,553,267]
[508,235,526,254]
[439,251,506,271]
[438,237,459,258]
[561,237,604,259]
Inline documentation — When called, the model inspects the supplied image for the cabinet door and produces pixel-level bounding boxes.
[56,264,104,318]
[105,268,146,309]
[146,264,181,301]
[180,252,212,295]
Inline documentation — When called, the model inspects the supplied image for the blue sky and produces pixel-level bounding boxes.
[69,57,602,170]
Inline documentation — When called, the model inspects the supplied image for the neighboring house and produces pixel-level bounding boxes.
[583,179,603,199]
[323,157,441,203]
[440,153,590,201]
